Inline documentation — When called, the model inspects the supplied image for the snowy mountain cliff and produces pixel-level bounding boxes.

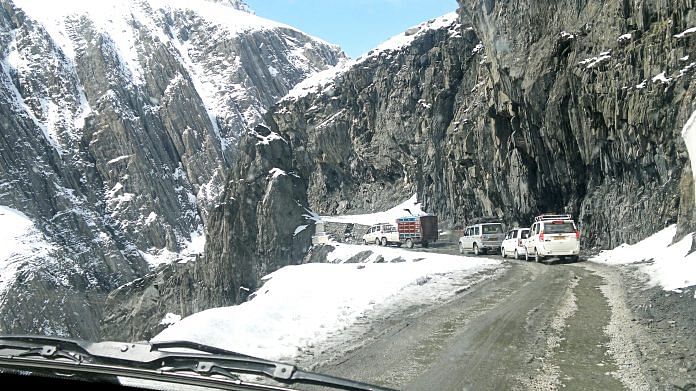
[0,0,694,343]
[0,0,343,337]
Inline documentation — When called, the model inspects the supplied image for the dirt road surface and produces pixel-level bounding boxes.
[301,243,696,391]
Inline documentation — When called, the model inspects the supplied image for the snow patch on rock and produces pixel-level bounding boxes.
[682,110,696,201]
[0,206,55,298]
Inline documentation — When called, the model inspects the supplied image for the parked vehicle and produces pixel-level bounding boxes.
[363,223,399,246]
[459,221,505,255]
[524,214,580,262]
[396,215,438,248]
[362,215,438,248]
[501,228,530,259]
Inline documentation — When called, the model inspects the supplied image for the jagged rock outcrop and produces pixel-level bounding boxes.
[0,0,342,337]
[266,2,695,249]
[194,125,314,307]
[101,125,314,341]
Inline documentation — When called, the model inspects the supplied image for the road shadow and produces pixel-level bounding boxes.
[545,256,587,265]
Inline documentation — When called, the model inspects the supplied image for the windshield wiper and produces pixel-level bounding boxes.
[0,335,397,391]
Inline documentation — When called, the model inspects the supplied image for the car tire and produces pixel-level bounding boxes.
[525,250,530,262]
[363,239,367,245]
[473,244,480,256]
[381,237,387,246]
[459,243,465,254]
[514,249,520,260]
[535,249,544,263]
[406,239,414,249]
[501,248,507,258]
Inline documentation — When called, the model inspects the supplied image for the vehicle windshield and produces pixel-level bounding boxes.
[544,221,576,234]
[1,0,693,390]
[482,224,503,234]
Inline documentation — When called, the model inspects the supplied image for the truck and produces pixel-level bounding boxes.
[362,215,439,248]
[396,215,438,248]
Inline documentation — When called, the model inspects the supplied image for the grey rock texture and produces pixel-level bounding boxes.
[208,0,254,14]
[105,2,696,341]
[101,261,200,341]
[0,0,341,337]
[101,125,314,341]
[267,2,695,250]
[193,125,315,307]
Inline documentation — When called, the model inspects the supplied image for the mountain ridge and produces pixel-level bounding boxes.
[0,0,343,337]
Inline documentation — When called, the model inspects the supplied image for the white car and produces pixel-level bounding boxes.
[363,223,399,246]
[524,214,580,262]
[500,228,530,260]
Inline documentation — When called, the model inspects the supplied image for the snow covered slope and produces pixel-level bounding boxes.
[0,0,343,336]
[154,244,500,361]
[592,225,696,293]
[320,194,426,225]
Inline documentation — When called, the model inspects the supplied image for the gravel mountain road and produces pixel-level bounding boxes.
[303,245,696,391]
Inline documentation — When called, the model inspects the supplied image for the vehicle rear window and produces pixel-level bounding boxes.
[544,222,576,234]
[520,230,530,239]
[482,224,503,234]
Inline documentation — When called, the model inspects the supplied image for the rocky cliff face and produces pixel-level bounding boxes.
[267,2,695,250]
[0,0,342,337]
[102,1,696,341]
[8,0,695,342]
[102,125,314,340]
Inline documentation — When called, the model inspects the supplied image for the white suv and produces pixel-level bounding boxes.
[524,214,580,262]
[501,228,530,260]
[363,223,399,246]
[459,222,504,255]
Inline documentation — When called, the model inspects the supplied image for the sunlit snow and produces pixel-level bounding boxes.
[682,110,696,202]
[154,244,500,360]
[0,206,55,298]
[592,225,696,292]
[320,194,426,226]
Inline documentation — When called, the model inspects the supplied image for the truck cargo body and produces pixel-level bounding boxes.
[396,215,438,248]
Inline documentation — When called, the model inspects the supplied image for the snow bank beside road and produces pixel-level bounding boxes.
[154,244,500,361]
[320,194,425,226]
[591,225,696,292]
